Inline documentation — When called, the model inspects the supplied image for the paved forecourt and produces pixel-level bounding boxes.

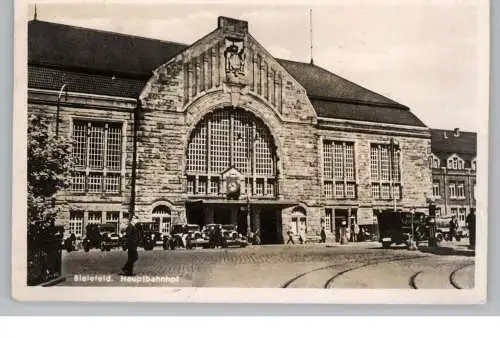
[60,242,475,289]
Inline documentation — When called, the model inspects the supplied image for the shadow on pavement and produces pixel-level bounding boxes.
[418,246,475,257]
[369,244,475,257]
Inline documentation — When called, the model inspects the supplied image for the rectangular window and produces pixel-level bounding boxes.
[335,183,345,199]
[323,140,356,199]
[371,184,380,199]
[370,143,402,200]
[87,211,102,225]
[392,185,401,200]
[456,182,465,199]
[324,182,333,198]
[69,211,84,237]
[435,208,442,217]
[186,176,195,195]
[71,172,86,192]
[432,181,440,197]
[346,183,356,199]
[266,180,275,196]
[381,184,391,200]
[256,179,264,195]
[105,211,120,232]
[197,177,207,195]
[449,183,457,199]
[87,173,103,193]
[71,121,123,194]
[104,174,121,194]
[323,141,333,179]
[459,208,466,224]
[210,177,219,195]
[325,209,333,233]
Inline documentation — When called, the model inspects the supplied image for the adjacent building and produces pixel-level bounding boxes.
[429,128,477,227]
[28,17,435,244]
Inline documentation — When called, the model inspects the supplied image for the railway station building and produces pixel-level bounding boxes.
[28,16,434,244]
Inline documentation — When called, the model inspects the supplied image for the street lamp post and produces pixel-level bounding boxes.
[238,131,258,244]
[55,84,68,139]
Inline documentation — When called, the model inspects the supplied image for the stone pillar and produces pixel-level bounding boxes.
[205,206,214,224]
[252,208,260,233]
[230,206,238,225]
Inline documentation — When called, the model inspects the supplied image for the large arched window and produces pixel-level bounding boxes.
[185,109,277,197]
[152,205,171,234]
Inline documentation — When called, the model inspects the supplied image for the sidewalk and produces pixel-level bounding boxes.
[417,238,475,256]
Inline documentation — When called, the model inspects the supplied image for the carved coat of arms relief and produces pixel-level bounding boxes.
[224,38,246,78]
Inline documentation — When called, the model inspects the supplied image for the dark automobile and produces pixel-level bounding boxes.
[377,210,428,249]
[220,224,248,248]
[100,223,121,251]
[82,224,102,252]
[165,224,201,250]
[122,222,163,251]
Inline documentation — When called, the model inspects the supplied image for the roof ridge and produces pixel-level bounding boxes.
[29,19,190,47]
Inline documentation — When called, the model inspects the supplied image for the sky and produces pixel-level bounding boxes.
[27,1,487,132]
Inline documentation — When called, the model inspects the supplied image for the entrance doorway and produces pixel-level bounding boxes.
[260,207,281,245]
[186,203,204,226]
[334,209,349,242]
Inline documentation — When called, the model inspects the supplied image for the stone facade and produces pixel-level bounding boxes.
[27,16,434,243]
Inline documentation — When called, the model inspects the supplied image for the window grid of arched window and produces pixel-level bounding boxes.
[152,205,172,234]
[186,110,276,197]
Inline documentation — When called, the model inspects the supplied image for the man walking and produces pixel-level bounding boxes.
[121,215,139,276]
[466,209,476,249]
[449,215,458,242]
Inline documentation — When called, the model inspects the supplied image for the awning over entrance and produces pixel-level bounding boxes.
[185,198,298,208]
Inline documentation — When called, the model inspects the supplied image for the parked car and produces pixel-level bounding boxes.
[220,224,248,248]
[99,223,121,251]
[166,224,201,250]
[377,210,428,248]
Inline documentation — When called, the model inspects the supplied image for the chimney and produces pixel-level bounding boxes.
[454,128,460,137]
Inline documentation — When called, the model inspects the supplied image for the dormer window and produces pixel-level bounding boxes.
[447,154,465,170]
[471,158,477,171]
[428,154,440,169]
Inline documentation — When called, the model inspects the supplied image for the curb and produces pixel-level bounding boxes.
[39,276,66,287]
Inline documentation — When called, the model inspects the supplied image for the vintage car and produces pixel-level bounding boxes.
[377,210,428,249]
[220,224,248,248]
[121,222,162,251]
[99,223,121,251]
[165,224,201,250]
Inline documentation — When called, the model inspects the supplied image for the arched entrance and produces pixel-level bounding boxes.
[152,205,172,235]
[184,107,282,244]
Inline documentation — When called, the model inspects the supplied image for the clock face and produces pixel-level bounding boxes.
[228,181,238,192]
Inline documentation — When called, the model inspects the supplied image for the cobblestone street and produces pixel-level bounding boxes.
[59,242,475,289]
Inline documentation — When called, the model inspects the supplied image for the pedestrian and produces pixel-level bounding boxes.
[121,215,139,276]
[351,219,359,242]
[286,227,295,244]
[466,209,476,249]
[340,220,348,244]
[320,226,326,243]
[449,215,458,242]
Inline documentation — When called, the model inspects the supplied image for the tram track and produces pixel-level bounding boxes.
[282,254,428,289]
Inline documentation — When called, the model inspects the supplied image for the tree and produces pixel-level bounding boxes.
[27,113,72,234]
